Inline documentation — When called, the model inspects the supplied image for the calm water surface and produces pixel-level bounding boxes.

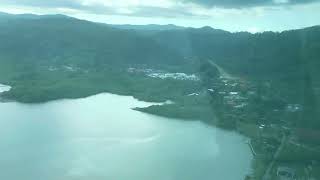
[0,90,252,180]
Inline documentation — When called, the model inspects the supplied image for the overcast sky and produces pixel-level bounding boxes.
[0,0,319,32]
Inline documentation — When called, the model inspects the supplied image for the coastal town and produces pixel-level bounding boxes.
[124,61,320,180]
[203,62,320,180]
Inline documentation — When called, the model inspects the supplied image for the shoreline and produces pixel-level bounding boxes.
[1,88,255,179]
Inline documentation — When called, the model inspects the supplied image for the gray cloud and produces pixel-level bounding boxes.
[3,0,320,10]
[130,6,196,18]
[1,0,320,18]
[0,0,199,17]
[184,0,320,8]
[0,0,79,8]
[0,0,121,16]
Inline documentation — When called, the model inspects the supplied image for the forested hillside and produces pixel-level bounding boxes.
[0,13,185,69]
[149,25,320,79]
[148,26,320,101]
[0,13,319,113]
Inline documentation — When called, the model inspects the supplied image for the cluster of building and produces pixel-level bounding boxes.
[206,75,320,179]
[0,84,11,93]
[208,77,252,112]
[127,67,200,81]
[48,65,80,72]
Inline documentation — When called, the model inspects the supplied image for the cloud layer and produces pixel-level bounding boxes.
[1,0,320,32]
[184,0,320,8]
[2,0,320,15]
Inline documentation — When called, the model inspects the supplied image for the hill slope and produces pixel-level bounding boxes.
[0,14,185,70]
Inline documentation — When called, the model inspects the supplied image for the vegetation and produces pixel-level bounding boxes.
[1,12,320,180]
[135,94,215,123]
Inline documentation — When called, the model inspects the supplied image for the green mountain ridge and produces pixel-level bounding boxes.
[0,12,319,108]
[0,13,185,70]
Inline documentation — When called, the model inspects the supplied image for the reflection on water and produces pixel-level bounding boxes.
[0,93,252,180]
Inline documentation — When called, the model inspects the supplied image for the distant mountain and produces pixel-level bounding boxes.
[0,12,319,123]
[0,12,10,17]
[0,13,185,69]
[139,24,320,111]
[110,24,186,31]
[0,12,72,19]
[0,12,319,100]
[146,26,232,57]
[146,25,320,79]
[1,12,319,81]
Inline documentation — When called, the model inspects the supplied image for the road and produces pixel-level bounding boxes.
[262,135,288,180]
[208,60,236,80]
